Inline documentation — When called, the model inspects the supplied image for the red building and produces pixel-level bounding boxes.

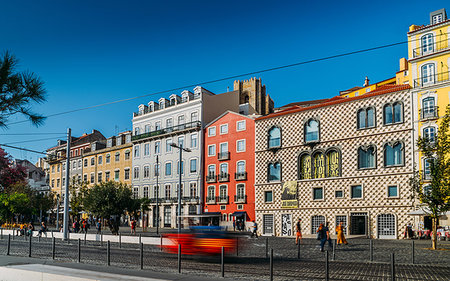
[203,111,255,230]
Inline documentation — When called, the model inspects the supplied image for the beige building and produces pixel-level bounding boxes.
[254,84,416,239]
[82,131,132,186]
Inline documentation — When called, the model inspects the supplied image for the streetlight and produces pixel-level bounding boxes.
[170,143,191,234]
[155,155,159,235]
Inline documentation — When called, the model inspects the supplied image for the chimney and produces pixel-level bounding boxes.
[364,77,370,87]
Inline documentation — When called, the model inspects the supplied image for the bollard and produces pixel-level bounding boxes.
[78,238,81,263]
[140,243,144,270]
[38,235,40,243]
[411,240,415,264]
[119,233,121,248]
[1,228,3,239]
[107,240,111,266]
[52,237,56,259]
[297,240,300,259]
[369,239,373,262]
[51,230,53,238]
[221,246,225,277]
[265,237,268,259]
[236,237,239,256]
[139,234,142,244]
[28,235,32,257]
[160,235,163,251]
[7,234,10,255]
[101,232,103,247]
[269,248,273,281]
[12,231,14,241]
[332,239,336,261]
[178,244,181,273]
[391,252,395,281]
[84,232,87,245]
[325,250,329,281]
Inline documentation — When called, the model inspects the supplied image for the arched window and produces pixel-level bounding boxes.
[358,146,376,169]
[298,154,312,180]
[305,119,319,142]
[423,126,436,143]
[237,161,245,173]
[313,152,325,178]
[384,142,403,166]
[421,63,435,85]
[268,162,281,182]
[326,150,340,177]
[268,127,281,148]
[384,102,403,125]
[421,33,434,54]
[357,107,375,129]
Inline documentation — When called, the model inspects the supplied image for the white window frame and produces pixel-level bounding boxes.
[208,144,216,157]
[208,126,216,137]
[387,185,399,198]
[236,120,246,131]
[190,133,198,149]
[220,124,228,135]
[312,187,324,201]
[350,184,364,200]
[236,139,246,152]
[189,158,198,174]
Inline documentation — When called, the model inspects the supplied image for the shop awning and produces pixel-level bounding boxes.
[408,208,450,216]
[231,211,247,217]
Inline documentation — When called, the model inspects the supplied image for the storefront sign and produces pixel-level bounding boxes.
[281,181,298,208]
[281,214,292,236]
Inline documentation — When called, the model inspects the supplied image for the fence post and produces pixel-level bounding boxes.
[7,234,10,255]
[178,244,181,273]
[38,234,40,243]
[12,231,14,240]
[119,233,121,248]
[411,240,415,264]
[265,237,268,259]
[77,238,81,263]
[369,239,373,262]
[52,237,55,260]
[332,239,336,261]
[84,232,87,245]
[101,232,103,247]
[391,252,395,281]
[221,246,225,278]
[160,235,162,251]
[325,250,329,281]
[269,248,273,281]
[51,230,53,238]
[236,237,239,256]
[140,243,144,270]
[28,235,32,257]
[297,240,300,259]
[1,228,3,239]
[107,240,110,266]
[139,234,142,244]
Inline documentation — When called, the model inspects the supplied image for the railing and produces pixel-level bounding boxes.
[182,196,200,203]
[218,173,229,182]
[133,96,200,117]
[235,172,247,180]
[420,106,438,120]
[218,152,230,161]
[413,71,450,88]
[234,194,247,203]
[206,196,216,204]
[206,174,217,183]
[217,195,229,204]
[412,37,450,59]
[131,121,201,141]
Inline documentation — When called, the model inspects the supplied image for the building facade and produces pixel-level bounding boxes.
[254,85,415,239]
[203,111,256,230]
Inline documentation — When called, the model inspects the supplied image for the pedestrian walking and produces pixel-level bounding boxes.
[73,218,80,233]
[336,221,348,245]
[131,219,137,235]
[27,222,34,236]
[251,220,258,238]
[317,223,333,252]
[96,219,102,234]
[295,218,302,245]
[38,221,47,237]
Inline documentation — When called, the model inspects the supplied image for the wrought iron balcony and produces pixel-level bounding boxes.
[217,195,229,204]
[234,194,247,203]
[206,196,216,204]
[235,172,247,181]
[182,196,200,203]
[218,151,230,161]
[420,106,438,120]
[218,173,229,182]
[131,121,201,142]
[413,71,450,88]
[412,38,450,59]
[206,174,217,183]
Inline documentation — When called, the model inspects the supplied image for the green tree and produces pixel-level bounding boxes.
[69,179,88,219]
[410,104,450,250]
[0,192,30,223]
[0,51,46,127]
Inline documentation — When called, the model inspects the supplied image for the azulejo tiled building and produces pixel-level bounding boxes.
[254,84,415,239]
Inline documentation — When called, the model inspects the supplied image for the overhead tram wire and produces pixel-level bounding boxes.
[0,132,66,135]
[4,136,67,145]
[0,143,48,155]
[7,40,409,126]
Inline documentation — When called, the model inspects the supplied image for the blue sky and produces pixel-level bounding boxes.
[1,0,447,162]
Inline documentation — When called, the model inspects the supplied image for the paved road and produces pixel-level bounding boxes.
[0,234,449,280]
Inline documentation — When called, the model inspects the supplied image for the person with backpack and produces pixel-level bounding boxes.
[317,222,333,252]
[96,219,102,234]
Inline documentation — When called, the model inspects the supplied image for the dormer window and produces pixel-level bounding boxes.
[107,139,112,147]
[432,14,443,24]
[159,101,164,109]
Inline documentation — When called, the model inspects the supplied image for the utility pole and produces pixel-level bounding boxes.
[56,194,60,231]
[156,155,159,235]
[63,128,71,240]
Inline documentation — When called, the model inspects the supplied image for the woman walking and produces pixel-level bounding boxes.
[336,221,348,245]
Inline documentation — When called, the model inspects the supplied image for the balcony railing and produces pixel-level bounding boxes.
[182,196,200,203]
[235,172,247,180]
[412,38,450,59]
[133,95,200,117]
[132,121,201,142]
[420,106,438,120]
[206,196,216,204]
[206,174,217,183]
[218,173,229,182]
[218,151,230,161]
[413,71,450,88]
[234,194,247,203]
[217,195,229,204]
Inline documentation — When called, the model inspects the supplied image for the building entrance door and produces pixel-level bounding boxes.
[263,214,274,235]
[350,213,367,235]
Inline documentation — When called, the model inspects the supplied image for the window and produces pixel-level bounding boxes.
[125,150,130,160]
[358,146,376,169]
[424,158,434,180]
[165,185,171,199]
[166,118,173,128]
[351,185,362,199]
[335,190,343,198]
[133,167,139,179]
[165,162,172,176]
[305,119,319,142]
[143,186,149,198]
[83,174,87,182]
[98,156,103,165]
[84,159,88,167]
[327,150,340,177]
[166,139,172,152]
[178,115,185,125]
[423,184,431,195]
[237,161,245,173]
[155,141,161,154]
[422,97,436,119]
[124,168,130,180]
[357,107,375,129]
[237,139,245,152]
[106,154,111,163]
[134,145,140,158]
[143,166,150,178]
[190,134,197,148]
[208,165,215,176]
[220,163,228,174]
[177,161,184,174]
[133,187,139,199]
[90,173,95,183]
[268,162,281,182]
[220,142,228,153]
[384,142,403,166]
[98,172,103,182]
[207,186,215,200]
[383,102,403,125]
[423,126,436,143]
[432,14,443,24]
[313,152,325,178]
[78,160,82,168]
[421,63,435,85]
[72,161,76,170]
[105,171,110,181]
[208,127,216,136]
[237,120,246,131]
[190,183,197,198]
[114,170,119,181]
[388,185,398,197]
[313,187,323,200]
[219,185,227,198]
[311,215,325,234]
[154,163,160,177]
[153,185,159,198]
[178,136,184,148]
[145,124,150,133]
[144,143,150,156]
[191,112,198,122]
[421,33,434,54]
[220,124,228,134]
[115,152,120,162]
[190,159,197,173]
[134,127,140,136]
[268,127,281,148]
[264,191,273,203]
[208,145,216,156]
[155,121,161,130]
[299,154,312,180]
[51,179,54,187]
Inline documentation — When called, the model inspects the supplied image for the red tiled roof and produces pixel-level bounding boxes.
[256,84,411,121]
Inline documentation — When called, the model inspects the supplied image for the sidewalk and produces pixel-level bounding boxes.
[0,255,233,281]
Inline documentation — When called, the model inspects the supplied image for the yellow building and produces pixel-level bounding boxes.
[82,131,133,187]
